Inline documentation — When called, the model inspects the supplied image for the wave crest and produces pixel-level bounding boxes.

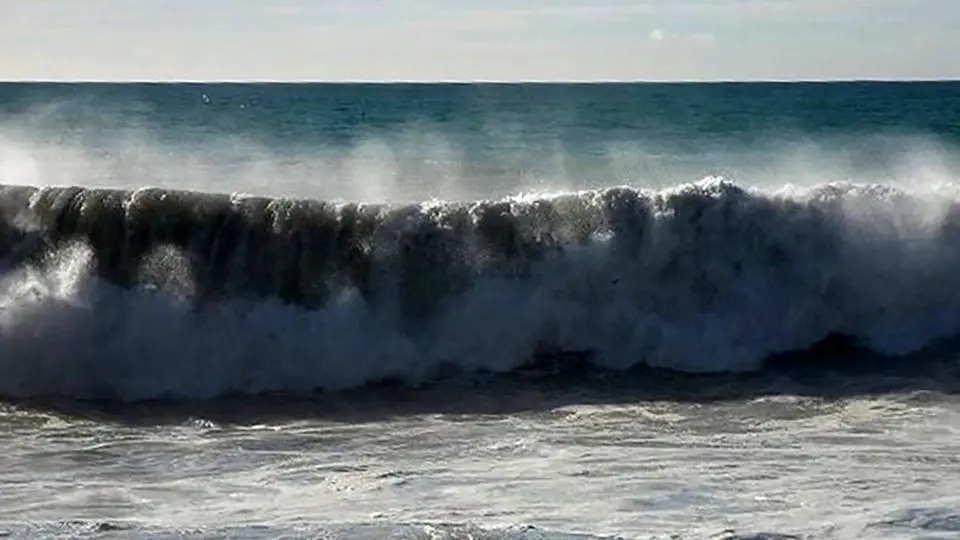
[1,178,959,400]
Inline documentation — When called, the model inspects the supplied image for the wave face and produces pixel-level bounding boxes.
[2,178,960,400]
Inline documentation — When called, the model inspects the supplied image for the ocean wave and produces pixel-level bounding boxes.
[2,178,960,400]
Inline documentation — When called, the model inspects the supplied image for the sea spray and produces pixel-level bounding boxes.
[1,178,960,399]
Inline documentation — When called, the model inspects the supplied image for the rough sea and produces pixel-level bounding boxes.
[2,81,960,539]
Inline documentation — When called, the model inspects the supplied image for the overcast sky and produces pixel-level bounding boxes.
[1,0,957,81]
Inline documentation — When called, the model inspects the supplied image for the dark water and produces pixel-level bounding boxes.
[3,81,959,139]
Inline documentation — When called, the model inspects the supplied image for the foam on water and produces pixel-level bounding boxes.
[2,175,960,401]
[0,522,631,540]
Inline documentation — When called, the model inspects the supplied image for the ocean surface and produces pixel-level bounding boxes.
[2,81,960,539]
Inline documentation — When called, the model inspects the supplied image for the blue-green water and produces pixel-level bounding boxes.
[3,82,959,199]
[1,82,960,539]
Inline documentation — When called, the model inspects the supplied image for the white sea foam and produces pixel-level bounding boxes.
[1,175,960,400]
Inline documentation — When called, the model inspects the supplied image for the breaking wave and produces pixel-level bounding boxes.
[2,177,960,400]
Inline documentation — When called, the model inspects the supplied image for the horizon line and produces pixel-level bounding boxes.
[1,77,959,85]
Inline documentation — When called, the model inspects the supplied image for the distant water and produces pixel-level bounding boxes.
[2,81,960,539]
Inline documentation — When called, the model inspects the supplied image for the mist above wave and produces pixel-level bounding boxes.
[4,101,960,203]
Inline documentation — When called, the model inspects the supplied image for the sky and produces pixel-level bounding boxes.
[0,0,958,82]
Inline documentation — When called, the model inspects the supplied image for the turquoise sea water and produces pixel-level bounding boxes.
[3,82,959,198]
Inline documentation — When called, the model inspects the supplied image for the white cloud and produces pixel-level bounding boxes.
[649,29,714,43]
